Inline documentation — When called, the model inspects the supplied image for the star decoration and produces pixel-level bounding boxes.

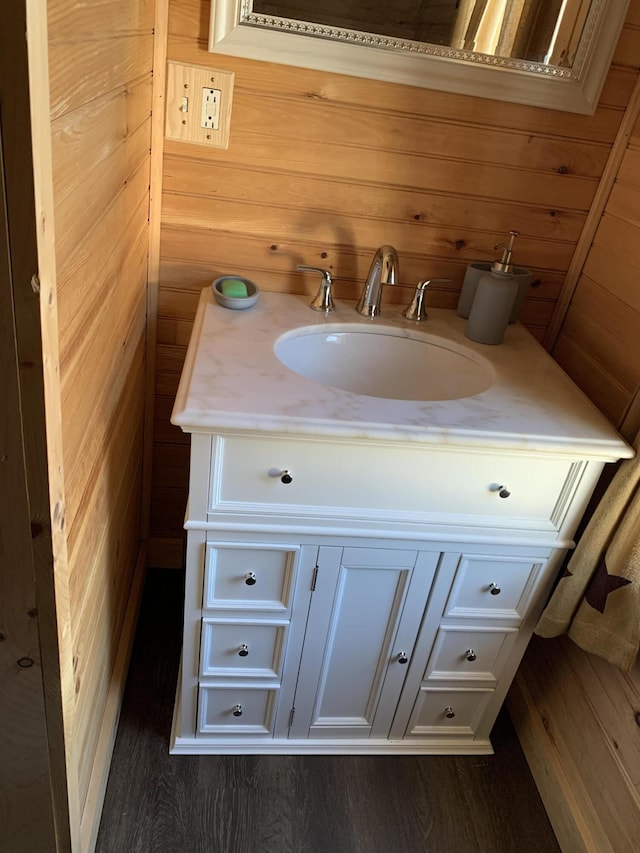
[584,558,631,614]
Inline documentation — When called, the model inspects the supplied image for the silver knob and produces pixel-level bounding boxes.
[465,649,477,662]
[397,652,409,664]
[238,644,249,657]
[268,467,293,484]
[489,582,501,596]
[445,707,455,719]
[245,572,257,586]
[233,704,243,717]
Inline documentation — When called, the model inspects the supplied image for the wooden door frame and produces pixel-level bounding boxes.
[0,2,71,850]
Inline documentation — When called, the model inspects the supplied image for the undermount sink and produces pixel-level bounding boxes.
[274,324,494,401]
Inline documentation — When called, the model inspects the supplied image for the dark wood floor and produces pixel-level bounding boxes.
[96,569,560,853]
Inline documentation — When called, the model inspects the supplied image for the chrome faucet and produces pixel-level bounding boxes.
[355,245,399,317]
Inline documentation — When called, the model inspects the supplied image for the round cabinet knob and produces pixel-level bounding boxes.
[245,572,257,586]
[233,704,243,717]
[445,707,455,719]
[397,652,409,664]
[238,644,249,657]
[268,467,293,484]
[465,649,477,662]
[489,582,501,596]
[498,486,511,499]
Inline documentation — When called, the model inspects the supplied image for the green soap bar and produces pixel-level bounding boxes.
[221,278,248,298]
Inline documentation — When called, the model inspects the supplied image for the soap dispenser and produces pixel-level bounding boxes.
[466,231,521,345]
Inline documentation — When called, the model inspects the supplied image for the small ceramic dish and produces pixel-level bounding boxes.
[212,276,260,310]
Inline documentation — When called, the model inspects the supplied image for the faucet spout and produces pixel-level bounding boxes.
[355,245,399,317]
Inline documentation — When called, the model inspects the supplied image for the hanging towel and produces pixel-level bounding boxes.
[535,430,640,671]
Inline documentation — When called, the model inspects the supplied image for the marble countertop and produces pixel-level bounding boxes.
[171,287,632,460]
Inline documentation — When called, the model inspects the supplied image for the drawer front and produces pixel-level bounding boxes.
[209,434,580,531]
[197,685,278,735]
[200,618,288,679]
[424,626,518,685]
[203,543,297,612]
[444,554,546,622]
[404,687,494,737]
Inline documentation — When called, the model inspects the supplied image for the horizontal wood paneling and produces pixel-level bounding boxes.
[48,36,154,121]
[151,0,640,545]
[61,241,148,536]
[553,104,640,426]
[48,0,155,37]
[53,117,151,264]
[513,12,640,847]
[75,448,143,805]
[511,638,640,853]
[57,160,151,360]
[46,0,155,844]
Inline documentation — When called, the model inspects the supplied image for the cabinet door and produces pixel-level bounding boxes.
[289,547,439,739]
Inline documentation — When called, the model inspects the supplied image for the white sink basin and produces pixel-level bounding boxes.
[274,325,494,401]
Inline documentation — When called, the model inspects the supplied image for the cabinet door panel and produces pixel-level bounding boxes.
[290,547,439,739]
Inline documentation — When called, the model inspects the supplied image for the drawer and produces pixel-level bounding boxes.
[209,434,581,532]
[424,626,518,685]
[197,685,278,735]
[444,553,547,622]
[200,618,288,679]
[404,687,494,737]
[204,543,297,612]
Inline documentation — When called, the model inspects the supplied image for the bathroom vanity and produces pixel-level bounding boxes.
[170,288,632,754]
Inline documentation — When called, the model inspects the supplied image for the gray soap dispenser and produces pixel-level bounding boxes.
[466,231,520,345]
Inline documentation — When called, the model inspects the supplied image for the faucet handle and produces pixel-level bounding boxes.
[296,265,335,313]
[402,279,451,321]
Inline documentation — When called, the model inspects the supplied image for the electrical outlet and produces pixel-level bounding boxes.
[165,62,234,148]
[201,88,221,130]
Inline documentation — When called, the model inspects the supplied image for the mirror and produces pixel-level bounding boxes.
[209,0,629,114]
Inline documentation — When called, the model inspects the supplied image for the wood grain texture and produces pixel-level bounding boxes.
[151,0,640,545]
[0,39,58,849]
[96,569,560,853]
[509,637,640,853]
[511,14,640,841]
[551,81,640,424]
[24,0,156,848]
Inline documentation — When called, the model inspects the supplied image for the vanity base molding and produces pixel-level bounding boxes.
[170,733,493,756]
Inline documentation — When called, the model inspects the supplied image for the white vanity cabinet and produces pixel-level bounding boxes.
[169,290,632,755]
[172,429,596,755]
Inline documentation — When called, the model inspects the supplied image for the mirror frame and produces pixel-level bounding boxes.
[209,0,629,114]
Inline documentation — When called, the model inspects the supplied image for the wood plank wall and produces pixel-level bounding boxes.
[41,1,155,848]
[507,5,640,850]
[151,0,640,555]
[552,27,640,425]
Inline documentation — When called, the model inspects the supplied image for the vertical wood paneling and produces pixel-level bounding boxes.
[151,0,640,547]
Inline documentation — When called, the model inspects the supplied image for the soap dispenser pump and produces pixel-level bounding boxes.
[466,231,520,345]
